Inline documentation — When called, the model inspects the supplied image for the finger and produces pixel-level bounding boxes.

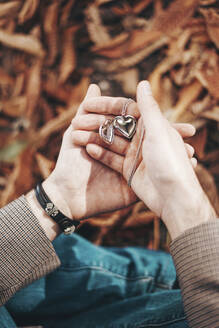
[86,144,124,174]
[172,123,196,138]
[85,84,101,99]
[76,84,101,116]
[72,114,114,130]
[185,143,195,158]
[83,97,140,118]
[72,130,129,155]
[191,157,197,168]
[137,80,164,133]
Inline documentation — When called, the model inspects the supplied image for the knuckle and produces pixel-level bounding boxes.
[105,153,113,166]
[71,117,78,129]
[83,98,97,112]
[82,99,90,110]
[120,140,128,154]
[71,130,80,140]
[111,98,124,114]
[88,132,97,143]
[97,148,105,161]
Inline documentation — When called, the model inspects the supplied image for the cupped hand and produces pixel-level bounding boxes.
[43,85,137,220]
[77,82,216,238]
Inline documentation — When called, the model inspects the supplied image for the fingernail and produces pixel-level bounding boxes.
[140,80,152,94]
[190,125,196,136]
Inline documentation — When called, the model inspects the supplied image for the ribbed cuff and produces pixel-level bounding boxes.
[170,220,219,328]
[0,195,60,306]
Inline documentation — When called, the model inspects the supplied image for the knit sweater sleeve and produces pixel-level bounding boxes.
[170,220,219,328]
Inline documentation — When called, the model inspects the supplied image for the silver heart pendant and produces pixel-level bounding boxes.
[99,119,114,144]
[113,115,137,139]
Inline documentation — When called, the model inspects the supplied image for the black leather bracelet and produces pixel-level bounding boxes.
[35,183,80,235]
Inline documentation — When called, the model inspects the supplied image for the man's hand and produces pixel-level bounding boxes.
[75,82,216,239]
[42,85,137,222]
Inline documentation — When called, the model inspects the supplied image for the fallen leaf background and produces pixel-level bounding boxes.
[0,0,218,250]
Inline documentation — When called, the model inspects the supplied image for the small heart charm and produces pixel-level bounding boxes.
[113,115,137,139]
[99,119,114,144]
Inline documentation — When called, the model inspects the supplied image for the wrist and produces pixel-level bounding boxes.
[42,177,71,218]
[162,188,217,240]
[43,174,82,220]
[25,190,61,241]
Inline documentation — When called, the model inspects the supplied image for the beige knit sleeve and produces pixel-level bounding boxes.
[0,195,60,306]
[170,220,219,328]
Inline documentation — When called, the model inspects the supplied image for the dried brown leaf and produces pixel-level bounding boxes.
[114,68,138,96]
[200,106,219,122]
[67,76,90,106]
[25,59,42,119]
[200,7,219,48]
[124,211,155,228]
[153,0,199,35]
[26,58,42,118]
[0,1,20,18]
[171,80,203,122]
[190,95,213,115]
[35,152,55,179]
[97,36,168,72]
[40,98,55,123]
[0,29,45,57]
[59,26,78,84]
[18,0,39,24]
[0,68,14,87]
[60,0,75,27]
[0,149,34,207]
[43,71,70,102]
[153,217,160,250]
[196,164,219,215]
[204,150,219,176]
[95,29,161,58]
[30,103,79,148]
[44,2,59,66]
[0,96,27,118]
[133,0,153,14]
[92,32,129,53]
[200,0,217,4]
[95,0,115,6]
[157,76,176,112]
[150,53,183,103]
[85,3,111,46]
[196,50,219,100]
[111,3,131,16]
[189,127,207,159]
[12,73,25,97]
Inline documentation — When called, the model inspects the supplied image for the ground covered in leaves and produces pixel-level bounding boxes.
[0,0,218,250]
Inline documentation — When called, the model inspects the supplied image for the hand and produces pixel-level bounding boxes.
[76,81,216,239]
[43,85,138,221]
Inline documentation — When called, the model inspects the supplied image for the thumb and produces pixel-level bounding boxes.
[137,81,164,133]
[85,83,101,99]
[76,83,101,115]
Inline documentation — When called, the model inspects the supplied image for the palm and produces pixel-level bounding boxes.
[54,125,136,220]
[81,152,136,217]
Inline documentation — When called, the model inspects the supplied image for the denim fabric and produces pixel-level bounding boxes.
[0,306,17,328]
[4,234,188,328]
